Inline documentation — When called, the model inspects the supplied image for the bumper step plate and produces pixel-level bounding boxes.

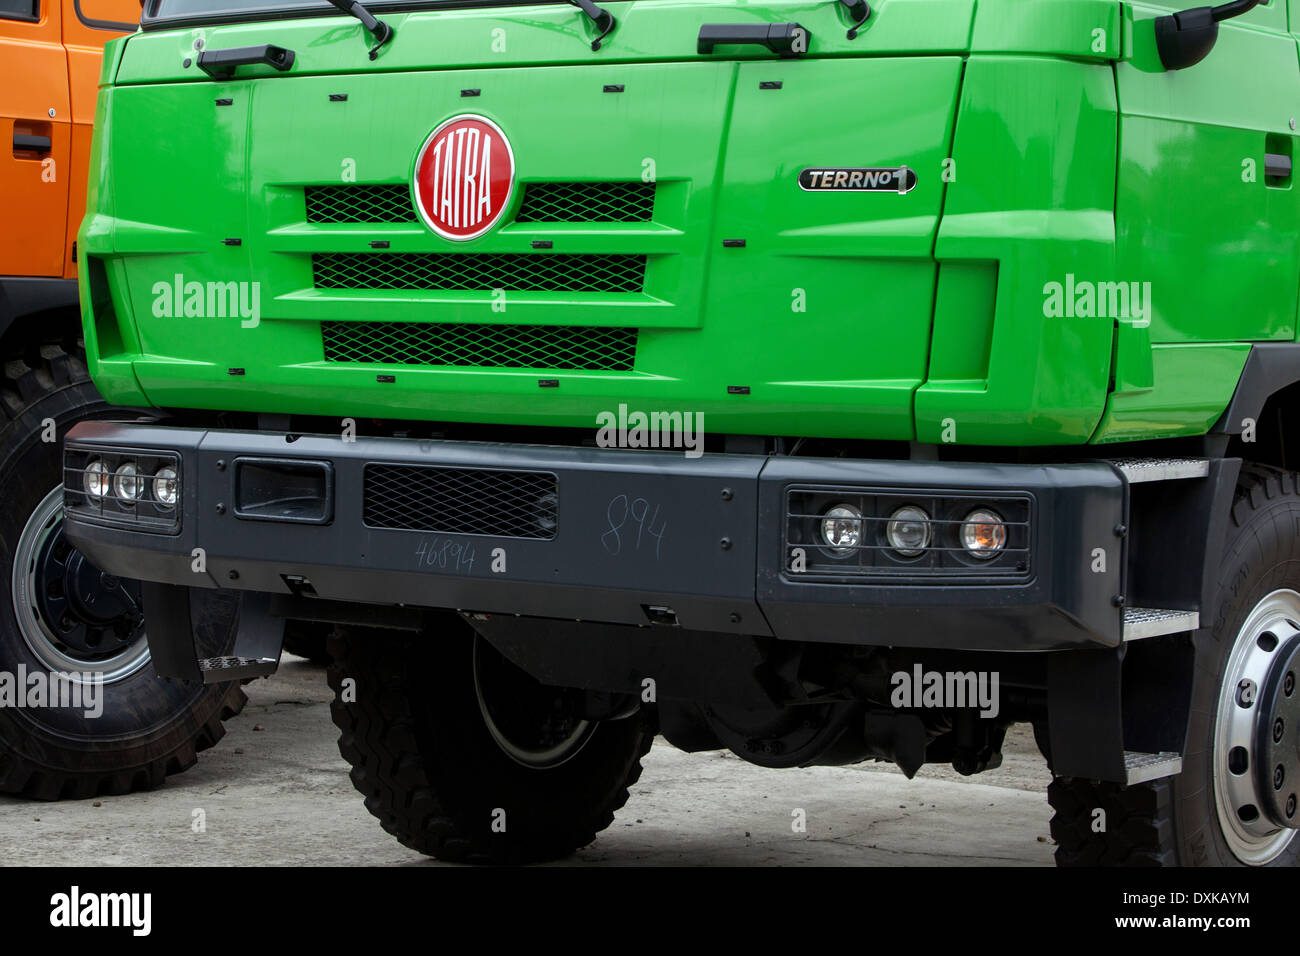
[1113,457,1209,483]
[1123,606,1199,641]
[1125,750,1184,784]
[198,656,279,683]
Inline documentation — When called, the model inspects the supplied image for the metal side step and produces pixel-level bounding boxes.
[198,656,278,683]
[1123,607,1199,641]
[1125,751,1183,784]
[1113,457,1209,483]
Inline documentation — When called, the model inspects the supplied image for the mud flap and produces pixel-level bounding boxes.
[1047,636,1193,784]
[141,583,284,683]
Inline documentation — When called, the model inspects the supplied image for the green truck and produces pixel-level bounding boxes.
[63,0,1300,866]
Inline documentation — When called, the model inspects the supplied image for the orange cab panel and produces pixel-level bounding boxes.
[0,0,133,279]
[62,0,138,278]
[1,0,70,277]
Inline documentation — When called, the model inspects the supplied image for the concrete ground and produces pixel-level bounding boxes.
[0,656,1057,866]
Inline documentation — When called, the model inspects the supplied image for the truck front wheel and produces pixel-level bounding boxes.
[327,618,654,863]
[1050,465,1300,866]
[0,341,245,799]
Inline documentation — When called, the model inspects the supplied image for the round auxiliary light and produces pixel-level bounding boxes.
[886,505,932,557]
[820,504,863,556]
[83,459,109,500]
[961,508,1007,560]
[112,462,143,504]
[153,466,179,508]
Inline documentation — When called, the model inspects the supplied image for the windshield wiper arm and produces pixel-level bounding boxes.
[569,0,616,50]
[839,0,870,39]
[325,0,394,60]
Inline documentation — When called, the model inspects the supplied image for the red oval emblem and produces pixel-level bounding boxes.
[413,115,515,241]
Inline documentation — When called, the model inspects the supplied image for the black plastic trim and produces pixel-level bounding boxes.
[1265,152,1292,178]
[232,456,335,525]
[0,0,39,23]
[140,582,202,681]
[1211,342,1300,435]
[63,422,1131,654]
[73,0,138,32]
[12,134,52,152]
[0,276,80,341]
[697,21,809,56]
[196,43,295,77]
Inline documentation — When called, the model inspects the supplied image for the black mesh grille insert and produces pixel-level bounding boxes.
[321,321,637,370]
[302,182,654,224]
[515,182,655,223]
[312,252,646,293]
[305,184,414,223]
[364,464,558,539]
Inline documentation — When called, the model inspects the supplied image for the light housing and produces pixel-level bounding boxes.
[112,462,142,504]
[63,446,182,534]
[82,459,109,500]
[785,486,1030,583]
[820,503,863,556]
[960,509,1007,560]
[153,466,179,508]
[886,505,931,557]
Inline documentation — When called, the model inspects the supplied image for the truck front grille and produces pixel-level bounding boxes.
[305,184,413,223]
[364,464,558,539]
[312,252,646,293]
[515,181,655,222]
[303,182,655,224]
[321,321,637,370]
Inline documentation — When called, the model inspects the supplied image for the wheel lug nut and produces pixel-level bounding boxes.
[1275,717,1286,744]
[1288,794,1297,818]
[1275,764,1286,790]
[1286,671,1296,698]
[1237,679,1258,707]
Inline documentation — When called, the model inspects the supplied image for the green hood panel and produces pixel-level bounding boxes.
[82,0,1142,444]
[98,40,963,440]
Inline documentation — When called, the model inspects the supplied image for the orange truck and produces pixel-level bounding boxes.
[0,0,136,284]
[0,0,245,800]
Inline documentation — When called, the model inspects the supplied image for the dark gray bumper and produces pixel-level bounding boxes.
[61,421,1127,652]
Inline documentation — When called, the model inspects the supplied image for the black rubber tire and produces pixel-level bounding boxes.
[1049,464,1300,866]
[327,618,654,863]
[0,337,246,800]
[282,620,332,665]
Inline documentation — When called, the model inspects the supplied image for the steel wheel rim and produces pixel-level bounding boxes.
[1212,589,1300,865]
[12,486,150,685]
[473,638,596,769]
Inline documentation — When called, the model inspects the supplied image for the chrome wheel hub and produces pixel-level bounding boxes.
[1213,589,1300,864]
